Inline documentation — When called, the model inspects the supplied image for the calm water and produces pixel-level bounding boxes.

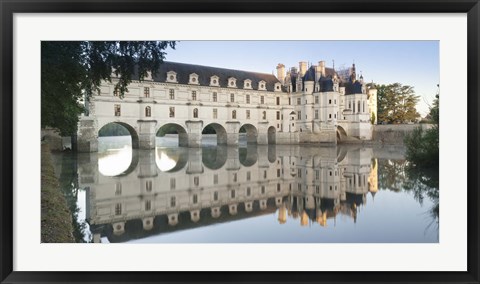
[50,136,439,243]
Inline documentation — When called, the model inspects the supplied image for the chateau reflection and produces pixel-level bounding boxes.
[78,145,378,243]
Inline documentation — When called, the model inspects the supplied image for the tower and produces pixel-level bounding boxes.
[276,63,285,85]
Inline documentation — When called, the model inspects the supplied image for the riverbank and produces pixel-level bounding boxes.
[41,143,75,243]
[339,124,433,146]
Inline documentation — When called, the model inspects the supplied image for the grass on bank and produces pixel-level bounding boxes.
[41,143,75,243]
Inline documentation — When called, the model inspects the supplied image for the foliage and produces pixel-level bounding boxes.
[41,41,176,136]
[370,112,376,125]
[98,123,130,137]
[377,83,421,124]
[404,94,439,168]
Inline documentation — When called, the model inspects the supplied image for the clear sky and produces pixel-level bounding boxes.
[163,41,439,116]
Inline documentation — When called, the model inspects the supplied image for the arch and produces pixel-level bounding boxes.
[267,126,276,144]
[155,147,188,173]
[202,123,227,146]
[337,125,348,142]
[98,121,139,149]
[156,123,188,147]
[239,144,258,167]
[267,145,277,163]
[202,146,227,170]
[239,124,258,144]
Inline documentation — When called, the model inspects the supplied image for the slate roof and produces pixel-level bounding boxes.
[145,61,285,92]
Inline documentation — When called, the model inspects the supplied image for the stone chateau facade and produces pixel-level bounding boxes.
[77,60,377,152]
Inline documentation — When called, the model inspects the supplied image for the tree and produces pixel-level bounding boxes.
[41,41,176,136]
[377,83,421,124]
[404,93,439,168]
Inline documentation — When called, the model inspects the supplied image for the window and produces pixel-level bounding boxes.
[144,87,150,97]
[315,110,319,119]
[145,200,151,211]
[214,191,219,201]
[170,178,176,190]
[213,108,218,119]
[233,173,237,182]
[246,110,250,119]
[262,111,266,120]
[170,196,176,207]
[276,97,280,105]
[260,96,265,104]
[316,170,319,180]
[298,168,302,178]
[193,108,198,118]
[145,106,151,117]
[146,180,152,192]
[231,190,236,198]
[276,111,280,120]
[288,98,291,105]
[246,94,250,104]
[358,101,361,113]
[114,104,121,116]
[113,88,119,97]
[261,186,266,194]
[212,92,217,102]
[297,98,301,105]
[277,183,281,192]
[193,194,198,204]
[334,99,337,104]
[263,170,267,179]
[363,101,365,113]
[230,93,235,102]
[329,99,332,104]
[192,91,197,100]
[115,182,122,195]
[297,111,301,120]
[329,114,332,119]
[232,110,236,119]
[169,107,175,118]
[277,169,281,177]
[169,89,175,100]
[246,171,251,181]
[247,187,251,196]
[214,174,218,184]
[315,96,319,104]
[316,185,320,194]
[115,203,122,215]
[194,176,199,186]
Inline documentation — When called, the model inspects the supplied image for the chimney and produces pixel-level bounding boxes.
[276,63,285,84]
[318,61,326,77]
[299,61,307,76]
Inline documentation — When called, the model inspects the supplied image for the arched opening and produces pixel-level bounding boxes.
[268,126,276,144]
[202,123,227,146]
[239,124,258,145]
[156,123,188,147]
[239,144,258,167]
[97,122,139,176]
[337,126,348,142]
[155,147,188,173]
[202,146,227,170]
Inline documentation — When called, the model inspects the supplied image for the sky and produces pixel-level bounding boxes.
[162,41,439,116]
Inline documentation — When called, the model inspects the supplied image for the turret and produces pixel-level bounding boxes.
[350,63,357,82]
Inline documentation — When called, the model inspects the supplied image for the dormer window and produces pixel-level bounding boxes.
[144,71,153,81]
[228,77,237,88]
[274,83,282,92]
[166,71,177,83]
[244,79,252,89]
[258,80,267,91]
[210,75,219,87]
[189,73,199,85]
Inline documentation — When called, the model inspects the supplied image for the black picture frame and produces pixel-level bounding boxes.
[1,0,479,283]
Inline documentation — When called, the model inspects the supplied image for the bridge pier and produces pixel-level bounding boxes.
[77,117,98,152]
[257,123,269,145]
[226,121,240,146]
[138,120,157,150]
[186,121,203,147]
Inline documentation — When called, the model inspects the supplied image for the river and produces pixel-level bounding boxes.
[50,135,439,243]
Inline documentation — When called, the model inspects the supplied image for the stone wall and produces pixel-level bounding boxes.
[372,124,433,144]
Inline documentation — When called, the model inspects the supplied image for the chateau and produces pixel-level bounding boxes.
[77,60,377,152]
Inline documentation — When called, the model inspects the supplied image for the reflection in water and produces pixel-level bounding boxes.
[67,138,439,243]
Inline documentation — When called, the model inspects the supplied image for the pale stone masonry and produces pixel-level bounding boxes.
[77,60,377,152]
